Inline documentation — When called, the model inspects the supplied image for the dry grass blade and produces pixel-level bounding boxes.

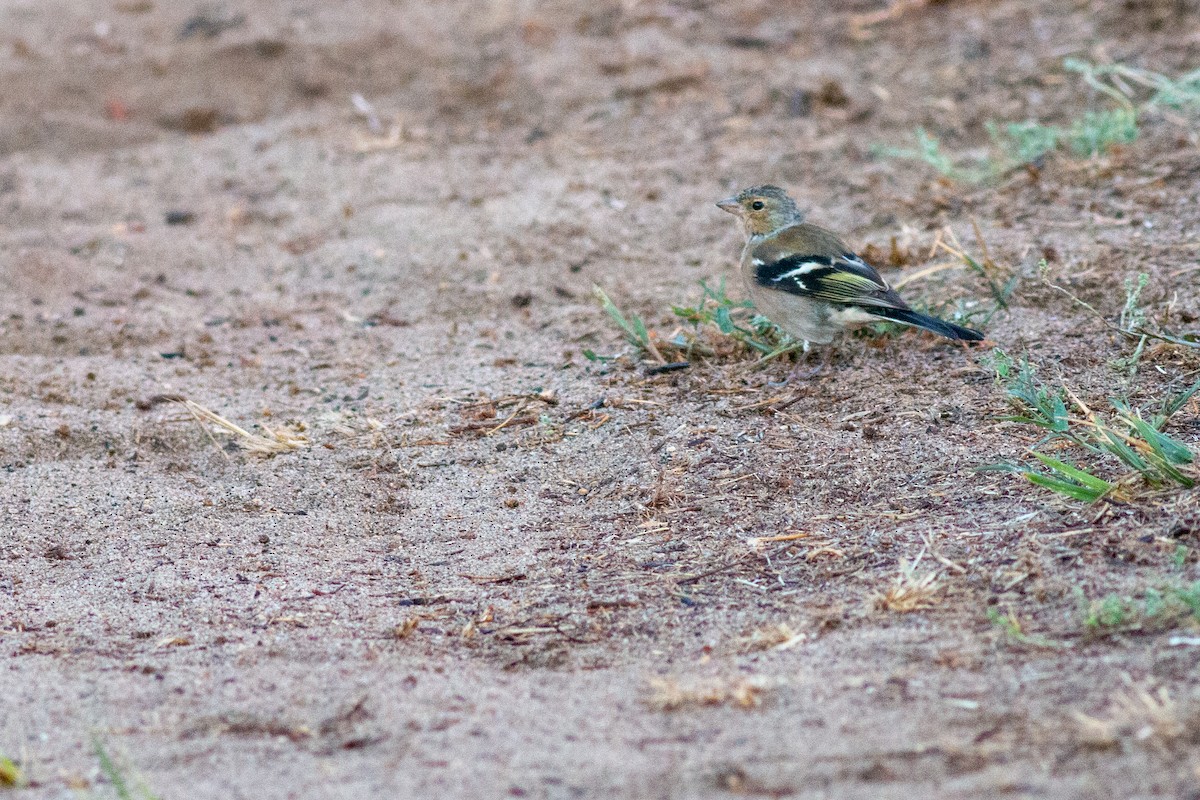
[736,623,806,653]
[850,0,930,36]
[645,676,767,712]
[392,618,420,639]
[1074,681,1186,750]
[890,260,965,290]
[485,399,528,436]
[921,531,967,574]
[178,399,309,457]
[873,558,942,612]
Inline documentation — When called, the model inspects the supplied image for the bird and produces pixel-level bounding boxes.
[716,185,985,351]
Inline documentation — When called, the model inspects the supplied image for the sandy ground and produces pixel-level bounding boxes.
[3,0,1200,797]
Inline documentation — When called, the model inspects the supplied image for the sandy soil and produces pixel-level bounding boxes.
[2,0,1200,797]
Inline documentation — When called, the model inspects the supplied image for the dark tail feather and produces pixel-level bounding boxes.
[870,306,985,342]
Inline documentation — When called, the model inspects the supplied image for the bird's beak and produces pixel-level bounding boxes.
[716,197,740,215]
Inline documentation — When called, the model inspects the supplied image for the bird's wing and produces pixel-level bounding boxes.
[751,224,907,310]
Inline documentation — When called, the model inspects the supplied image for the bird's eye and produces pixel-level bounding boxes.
[750,200,765,211]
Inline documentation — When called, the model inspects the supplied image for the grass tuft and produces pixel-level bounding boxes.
[878,59,1200,183]
[591,285,654,356]
[153,396,310,458]
[670,278,800,363]
[1081,581,1200,637]
[592,280,799,367]
[873,559,942,612]
[982,350,1199,503]
[645,676,767,712]
[1074,682,1187,751]
[987,608,1068,650]
[873,126,997,184]
[1066,108,1138,157]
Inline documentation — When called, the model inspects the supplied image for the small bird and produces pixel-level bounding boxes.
[717,185,984,348]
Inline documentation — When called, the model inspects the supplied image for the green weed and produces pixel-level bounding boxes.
[987,119,1059,164]
[592,285,652,354]
[987,607,1067,650]
[1039,263,1200,362]
[1081,581,1200,637]
[1063,59,1200,115]
[982,351,1199,502]
[592,279,802,366]
[872,127,998,184]
[878,59,1200,183]
[670,278,801,363]
[1066,108,1138,157]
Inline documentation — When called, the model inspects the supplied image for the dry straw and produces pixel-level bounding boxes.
[176,398,308,457]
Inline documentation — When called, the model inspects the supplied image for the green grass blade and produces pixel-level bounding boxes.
[1025,472,1107,502]
[1030,452,1114,493]
[93,736,133,800]
[1158,376,1200,426]
[1091,425,1150,473]
[632,316,650,345]
[592,285,649,350]
[714,306,736,335]
[1048,394,1070,431]
[1026,452,1114,500]
[1171,582,1200,617]
[1122,412,1194,465]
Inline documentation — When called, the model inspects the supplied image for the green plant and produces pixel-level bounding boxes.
[987,608,1066,650]
[1112,273,1152,376]
[92,736,160,800]
[872,127,998,184]
[987,120,1059,164]
[670,278,801,363]
[1064,59,1200,115]
[879,60,1200,183]
[592,285,652,353]
[1038,263,1200,358]
[982,351,1199,502]
[1082,581,1200,636]
[593,279,808,367]
[1066,108,1138,156]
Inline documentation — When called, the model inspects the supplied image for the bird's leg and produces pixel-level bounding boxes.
[787,341,832,381]
[768,340,807,387]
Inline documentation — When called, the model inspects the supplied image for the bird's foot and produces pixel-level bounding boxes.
[785,345,832,382]
[787,363,825,381]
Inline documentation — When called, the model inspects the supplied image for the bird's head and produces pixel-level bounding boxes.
[716,185,804,236]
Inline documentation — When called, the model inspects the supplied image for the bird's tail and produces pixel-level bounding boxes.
[869,306,985,342]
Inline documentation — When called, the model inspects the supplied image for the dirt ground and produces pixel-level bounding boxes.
[3,0,1200,797]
